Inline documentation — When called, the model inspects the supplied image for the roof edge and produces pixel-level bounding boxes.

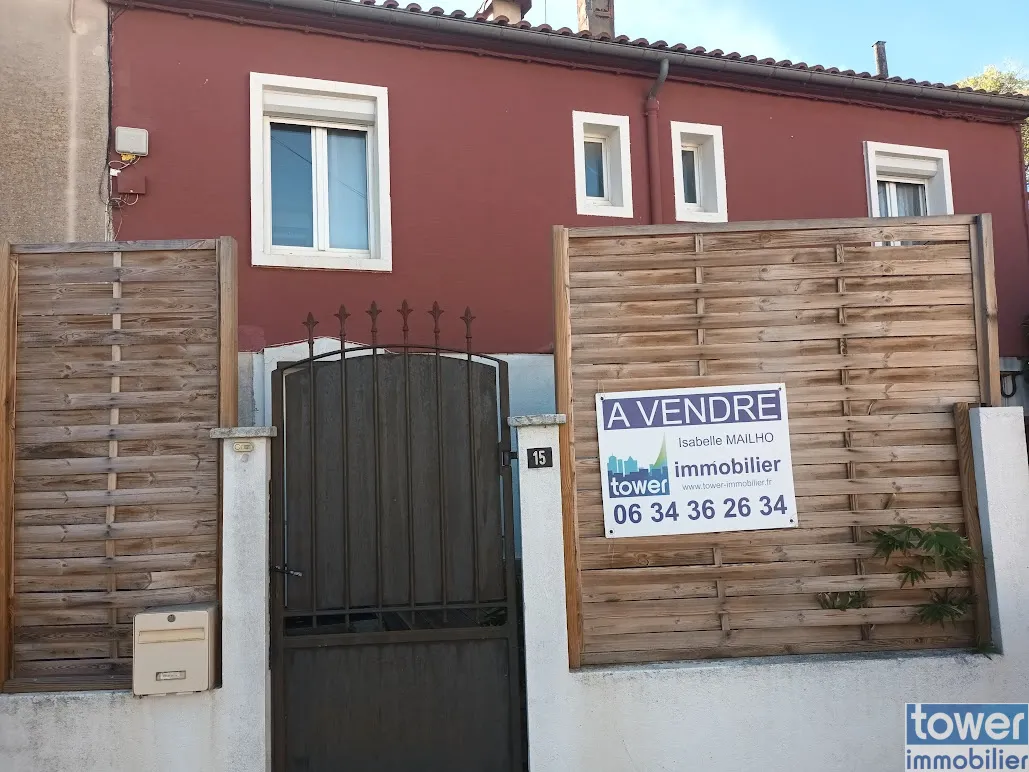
[110,0,1029,118]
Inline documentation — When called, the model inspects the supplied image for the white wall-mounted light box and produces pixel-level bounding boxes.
[115,126,149,156]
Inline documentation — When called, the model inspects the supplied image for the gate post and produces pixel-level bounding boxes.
[211,426,276,772]
[509,414,569,772]
[968,406,1029,655]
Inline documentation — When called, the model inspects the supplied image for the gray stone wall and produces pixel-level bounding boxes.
[0,0,108,243]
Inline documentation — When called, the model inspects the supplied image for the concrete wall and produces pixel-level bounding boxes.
[0,0,108,243]
[514,408,1029,772]
[0,430,272,772]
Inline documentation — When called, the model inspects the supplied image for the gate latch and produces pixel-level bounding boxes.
[500,444,518,468]
[271,565,304,578]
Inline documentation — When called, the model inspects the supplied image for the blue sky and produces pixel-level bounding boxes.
[458,0,1027,86]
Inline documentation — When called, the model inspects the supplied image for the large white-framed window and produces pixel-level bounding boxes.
[250,72,392,271]
[670,121,728,223]
[572,111,633,218]
[863,141,953,218]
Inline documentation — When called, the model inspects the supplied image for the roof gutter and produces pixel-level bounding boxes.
[118,0,1029,117]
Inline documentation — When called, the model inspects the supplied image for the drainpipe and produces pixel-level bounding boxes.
[646,58,670,224]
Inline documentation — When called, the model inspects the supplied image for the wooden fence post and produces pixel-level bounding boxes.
[552,226,583,669]
[0,241,17,685]
[953,401,993,648]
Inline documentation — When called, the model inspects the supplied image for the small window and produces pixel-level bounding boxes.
[269,124,316,248]
[877,179,928,218]
[680,145,700,207]
[864,141,953,218]
[572,111,633,218]
[251,73,392,271]
[584,139,608,200]
[670,122,727,222]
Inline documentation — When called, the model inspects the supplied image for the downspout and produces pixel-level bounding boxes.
[645,58,670,224]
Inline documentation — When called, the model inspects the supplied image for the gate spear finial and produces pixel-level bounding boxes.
[367,301,381,346]
[429,301,443,348]
[398,300,412,345]
[334,305,350,344]
[302,312,318,357]
[460,307,475,353]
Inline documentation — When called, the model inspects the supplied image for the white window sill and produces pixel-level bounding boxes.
[674,209,728,224]
[252,249,392,272]
[577,201,635,219]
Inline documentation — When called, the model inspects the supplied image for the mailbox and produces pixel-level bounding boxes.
[132,603,217,696]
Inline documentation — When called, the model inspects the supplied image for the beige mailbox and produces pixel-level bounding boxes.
[132,603,217,696]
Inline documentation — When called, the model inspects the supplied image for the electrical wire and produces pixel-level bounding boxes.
[98,7,127,239]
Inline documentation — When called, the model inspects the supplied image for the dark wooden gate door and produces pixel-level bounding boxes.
[270,309,524,772]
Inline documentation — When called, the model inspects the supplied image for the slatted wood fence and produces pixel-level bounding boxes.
[553,215,999,667]
[0,238,237,690]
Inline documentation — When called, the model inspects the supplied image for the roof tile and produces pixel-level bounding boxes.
[266,1,1024,99]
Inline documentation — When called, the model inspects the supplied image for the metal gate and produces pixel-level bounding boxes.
[270,302,525,772]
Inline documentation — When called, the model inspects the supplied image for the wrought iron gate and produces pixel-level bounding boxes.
[270,302,525,772]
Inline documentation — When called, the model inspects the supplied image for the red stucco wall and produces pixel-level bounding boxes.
[110,10,1029,354]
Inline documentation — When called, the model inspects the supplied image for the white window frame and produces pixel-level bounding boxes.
[876,177,929,218]
[250,72,393,271]
[670,121,728,223]
[863,141,953,218]
[572,111,633,218]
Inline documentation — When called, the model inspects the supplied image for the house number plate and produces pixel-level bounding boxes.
[527,448,553,469]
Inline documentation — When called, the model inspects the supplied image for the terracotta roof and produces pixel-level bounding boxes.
[114,0,1029,116]
[324,0,1012,96]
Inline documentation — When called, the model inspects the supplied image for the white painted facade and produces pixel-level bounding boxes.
[514,408,1029,772]
[0,430,273,772]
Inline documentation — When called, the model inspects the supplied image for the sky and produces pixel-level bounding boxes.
[457,0,1028,86]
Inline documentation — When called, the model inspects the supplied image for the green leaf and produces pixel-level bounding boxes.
[916,589,974,627]
[816,591,869,610]
[870,525,921,564]
[898,564,929,588]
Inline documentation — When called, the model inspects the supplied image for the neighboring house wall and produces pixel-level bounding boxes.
[0,0,108,243]
[108,9,1029,356]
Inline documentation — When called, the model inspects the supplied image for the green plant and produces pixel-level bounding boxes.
[918,525,978,575]
[870,524,921,563]
[816,591,869,610]
[915,589,974,627]
[897,564,929,588]
[868,525,978,628]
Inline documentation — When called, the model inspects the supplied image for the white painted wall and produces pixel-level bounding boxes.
[515,408,1029,772]
[0,430,273,772]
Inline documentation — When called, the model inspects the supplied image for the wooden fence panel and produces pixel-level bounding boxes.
[554,215,999,666]
[1,238,236,691]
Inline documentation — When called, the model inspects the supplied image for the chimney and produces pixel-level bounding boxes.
[477,0,532,24]
[577,0,615,38]
[873,41,889,78]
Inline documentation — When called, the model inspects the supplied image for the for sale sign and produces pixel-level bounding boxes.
[595,383,798,538]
